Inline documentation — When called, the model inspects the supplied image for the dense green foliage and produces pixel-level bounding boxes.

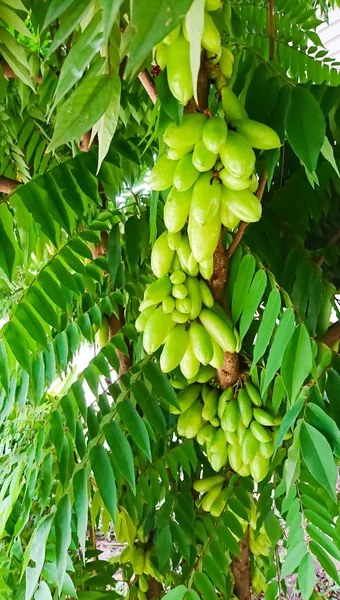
[0,1,340,599]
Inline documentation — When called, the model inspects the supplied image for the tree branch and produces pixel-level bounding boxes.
[322,321,340,348]
[316,229,340,267]
[1,59,42,83]
[0,176,20,194]
[268,0,275,61]
[138,70,158,105]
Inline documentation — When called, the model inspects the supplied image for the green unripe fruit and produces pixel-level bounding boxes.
[133,547,145,575]
[221,190,241,229]
[154,43,167,69]
[171,309,189,323]
[259,440,274,459]
[250,454,270,483]
[194,474,225,493]
[221,87,248,121]
[172,283,188,299]
[187,253,199,276]
[149,155,178,191]
[139,575,149,593]
[221,399,240,432]
[144,275,172,303]
[205,0,222,10]
[231,119,281,150]
[151,232,174,278]
[177,234,191,272]
[220,131,255,179]
[210,338,224,369]
[253,408,275,426]
[139,298,157,312]
[170,252,181,273]
[202,116,228,153]
[180,342,200,379]
[190,172,221,226]
[162,296,175,314]
[164,188,192,234]
[202,388,219,420]
[222,187,262,223]
[170,271,186,285]
[250,420,272,443]
[164,113,207,148]
[167,231,182,251]
[202,12,221,54]
[175,297,192,314]
[225,430,238,444]
[237,421,246,445]
[188,211,221,263]
[197,423,217,445]
[135,305,154,332]
[199,256,214,279]
[166,33,193,105]
[177,383,202,413]
[217,387,233,420]
[173,153,200,191]
[143,307,171,353]
[237,388,253,427]
[228,442,243,471]
[207,428,228,471]
[199,279,214,307]
[96,317,109,347]
[250,172,258,192]
[168,145,194,160]
[160,324,189,373]
[199,308,237,353]
[238,463,250,477]
[210,488,230,517]
[202,483,224,511]
[220,169,251,191]
[185,276,202,320]
[163,24,181,45]
[244,382,262,407]
[219,48,234,79]
[189,321,214,365]
[196,364,216,383]
[192,140,218,172]
[241,429,259,464]
[179,400,204,439]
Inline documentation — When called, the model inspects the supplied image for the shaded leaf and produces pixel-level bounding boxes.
[252,288,281,369]
[90,444,116,523]
[116,401,152,461]
[281,324,313,403]
[300,423,337,502]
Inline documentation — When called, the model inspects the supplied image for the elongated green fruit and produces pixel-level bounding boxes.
[177,383,202,413]
[187,253,199,276]
[210,487,230,517]
[163,24,181,45]
[196,364,216,383]
[202,116,228,153]
[160,324,189,373]
[241,429,259,464]
[221,187,262,222]
[199,256,214,279]
[189,321,214,365]
[221,188,241,228]
[166,33,193,105]
[143,307,171,353]
[202,12,221,54]
[221,87,248,121]
[205,0,222,10]
[210,338,224,369]
[237,388,253,427]
[164,113,207,148]
[220,168,251,191]
[164,187,192,233]
[177,233,192,272]
[135,305,155,333]
[193,474,226,493]
[170,252,181,273]
[237,422,246,445]
[133,547,145,575]
[221,399,240,432]
[188,211,221,263]
[238,463,250,477]
[196,422,217,445]
[172,283,188,299]
[154,43,167,69]
[173,153,200,192]
[231,119,281,150]
[219,48,234,78]
[190,173,221,226]
[175,297,192,314]
[244,382,262,406]
[253,408,275,426]
[225,430,238,444]
[186,276,202,319]
[171,309,188,323]
[151,232,174,278]
[171,270,186,285]
[182,401,205,439]
[202,483,224,511]
[180,342,200,379]
[259,440,274,459]
[199,308,237,352]
[168,144,194,160]
[139,574,149,593]
[144,275,172,303]
[217,387,233,420]
[162,296,175,314]
[207,429,228,472]
[167,231,182,250]
[199,279,214,307]
[202,388,219,421]
[220,131,255,179]
[250,454,270,483]
[250,420,272,442]
[228,442,243,471]
[192,140,218,172]
[149,155,178,191]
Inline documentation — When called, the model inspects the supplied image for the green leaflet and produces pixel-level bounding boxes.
[131,381,167,436]
[55,494,72,593]
[300,423,337,502]
[281,324,313,403]
[239,269,267,341]
[162,585,187,600]
[143,362,180,410]
[116,400,152,461]
[251,288,281,369]
[231,254,256,324]
[25,512,54,600]
[185,0,205,103]
[90,444,117,523]
[261,307,295,395]
[103,422,136,494]
[73,469,88,559]
[194,571,219,600]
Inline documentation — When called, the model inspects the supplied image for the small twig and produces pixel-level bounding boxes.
[268,0,275,60]
[321,320,340,348]
[0,176,20,194]
[138,70,158,105]
[315,229,340,267]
